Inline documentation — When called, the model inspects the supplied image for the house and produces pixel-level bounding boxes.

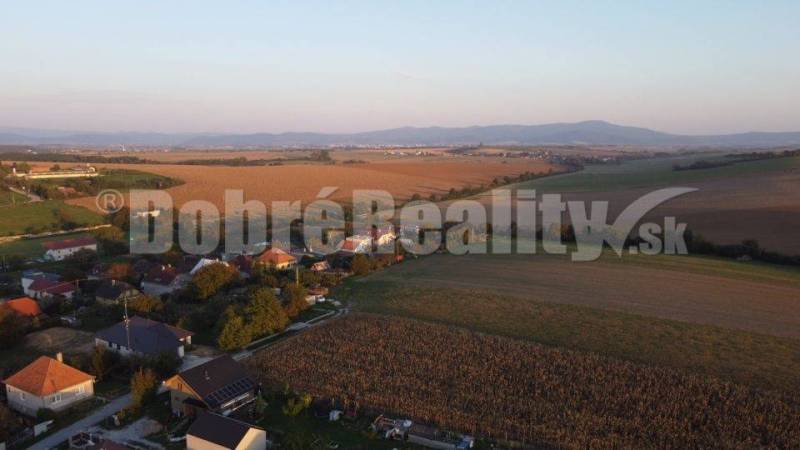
[187,412,267,450]
[42,236,97,261]
[309,260,330,272]
[3,354,94,416]
[190,258,231,276]
[21,270,60,296]
[94,280,142,306]
[340,235,372,254]
[28,278,76,305]
[141,265,189,297]
[95,316,194,358]
[254,248,296,271]
[1,296,42,317]
[164,355,258,416]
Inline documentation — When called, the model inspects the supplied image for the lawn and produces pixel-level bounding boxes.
[0,189,29,206]
[0,231,93,257]
[508,154,800,193]
[0,200,103,236]
[338,253,800,393]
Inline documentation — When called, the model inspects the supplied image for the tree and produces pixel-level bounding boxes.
[129,295,164,313]
[66,248,98,270]
[190,263,238,301]
[106,262,133,281]
[283,284,308,319]
[91,345,117,381]
[0,304,26,349]
[245,288,289,338]
[351,254,372,276]
[0,402,18,443]
[216,306,251,351]
[95,226,128,256]
[130,368,158,409]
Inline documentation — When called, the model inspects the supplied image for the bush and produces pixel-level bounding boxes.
[130,368,158,409]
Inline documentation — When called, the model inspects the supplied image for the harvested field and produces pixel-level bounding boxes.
[353,252,800,339]
[248,314,800,448]
[489,155,800,253]
[68,159,559,211]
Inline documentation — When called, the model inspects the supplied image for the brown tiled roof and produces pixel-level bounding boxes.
[42,236,96,251]
[3,356,94,396]
[256,248,296,265]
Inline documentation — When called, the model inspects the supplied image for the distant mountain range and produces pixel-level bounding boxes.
[1,121,799,148]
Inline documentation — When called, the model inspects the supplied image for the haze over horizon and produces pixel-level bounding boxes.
[2,1,799,135]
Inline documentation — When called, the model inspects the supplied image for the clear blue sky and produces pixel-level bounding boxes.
[1,1,798,134]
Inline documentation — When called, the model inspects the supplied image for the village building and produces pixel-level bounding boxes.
[11,164,98,180]
[186,412,267,450]
[141,265,189,297]
[27,278,76,306]
[164,355,257,416]
[42,236,97,261]
[94,279,142,306]
[340,235,373,254]
[3,354,95,416]
[254,248,296,271]
[94,316,193,358]
[309,260,331,272]
[21,270,60,296]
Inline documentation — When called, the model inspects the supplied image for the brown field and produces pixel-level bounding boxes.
[248,314,800,448]
[354,252,800,339]
[23,326,95,354]
[67,158,559,211]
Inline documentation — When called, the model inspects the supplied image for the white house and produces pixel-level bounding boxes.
[94,316,194,358]
[187,412,267,450]
[3,354,95,416]
[42,236,97,261]
[141,265,189,297]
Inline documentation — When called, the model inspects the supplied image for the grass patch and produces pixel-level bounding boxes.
[0,200,103,236]
[0,231,93,256]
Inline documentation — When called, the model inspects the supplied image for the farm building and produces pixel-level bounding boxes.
[11,164,98,180]
[42,236,97,261]
[164,355,257,416]
[186,412,267,450]
[3,354,95,416]
[255,248,296,270]
[94,316,193,358]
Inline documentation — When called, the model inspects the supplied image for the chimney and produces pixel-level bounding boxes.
[204,370,210,381]
[55,352,63,362]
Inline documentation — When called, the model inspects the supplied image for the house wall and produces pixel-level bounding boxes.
[96,338,184,359]
[141,282,173,297]
[5,380,94,416]
[186,435,229,450]
[165,376,202,414]
[237,428,267,450]
[44,244,97,262]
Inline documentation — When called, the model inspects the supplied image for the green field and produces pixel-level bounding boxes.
[0,231,94,257]
[0,200,104,236]
[94,169,183,191]
[338,252,800,393]
[509,154,800,193]
[0,189,29,206]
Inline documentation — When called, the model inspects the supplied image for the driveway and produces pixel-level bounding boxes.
[29,394,131,450]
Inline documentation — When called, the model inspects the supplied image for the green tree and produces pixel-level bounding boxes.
[130,367,158,409]
[190,263,238,301]
[0,402,18,442]
[216,306,251,350]
[245,288,289,338]
[67,248,98,270]
[350,253,372,276]
[91,345,118,381]
[129,295,164,313]
[283,284,308,319]
[0,304,26,349]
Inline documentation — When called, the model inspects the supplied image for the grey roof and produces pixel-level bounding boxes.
[95,280,139,300]
[95,316,193,355]
[188,412,261,448]
[178,355,256,409]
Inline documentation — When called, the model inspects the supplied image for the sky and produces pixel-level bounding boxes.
[1,1,798,135]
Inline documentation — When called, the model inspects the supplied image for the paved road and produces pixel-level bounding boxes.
[8,186,41,202]
[29,394,131,450]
